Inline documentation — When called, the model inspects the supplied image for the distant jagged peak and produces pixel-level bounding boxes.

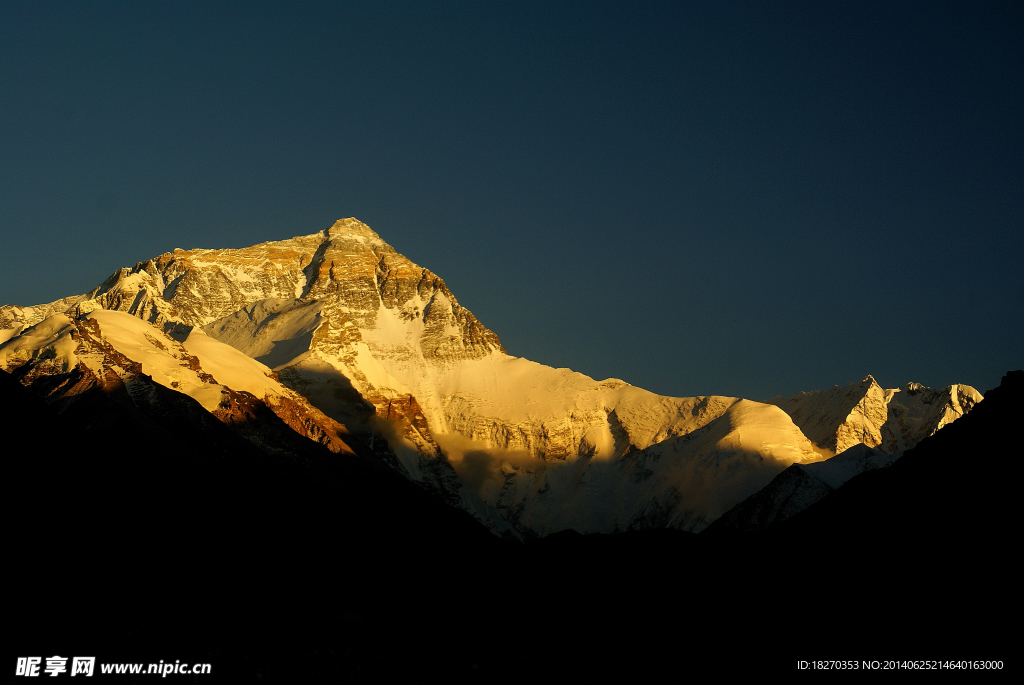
[770,374,880,403]
[768,375,981,456]
[897,381,983,406]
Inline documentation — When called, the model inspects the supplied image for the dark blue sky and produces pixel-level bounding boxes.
[2,1,1021,400]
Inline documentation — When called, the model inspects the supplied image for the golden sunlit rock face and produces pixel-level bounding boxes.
[767,376,982,456]
[0,219,496,355]
[0,218,983,536]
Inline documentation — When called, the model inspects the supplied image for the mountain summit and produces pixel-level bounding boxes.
[325,216,385,240]
[0,218,982,535]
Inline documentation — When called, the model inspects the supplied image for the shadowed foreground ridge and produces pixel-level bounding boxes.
[771,369,1020,554]
[706,370,1020,663]
[7,370,1018,677]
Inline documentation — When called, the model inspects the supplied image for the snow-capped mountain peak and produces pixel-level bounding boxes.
[0,218,982,536]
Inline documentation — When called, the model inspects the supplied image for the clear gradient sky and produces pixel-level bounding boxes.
[1,1,1021,400]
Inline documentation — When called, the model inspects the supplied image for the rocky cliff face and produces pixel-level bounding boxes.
[0,218,983,536]
[766,375,981,456]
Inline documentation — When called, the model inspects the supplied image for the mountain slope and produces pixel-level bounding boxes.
[704,443,898,533]
[0,218,982,535]
[0,309,362,457]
